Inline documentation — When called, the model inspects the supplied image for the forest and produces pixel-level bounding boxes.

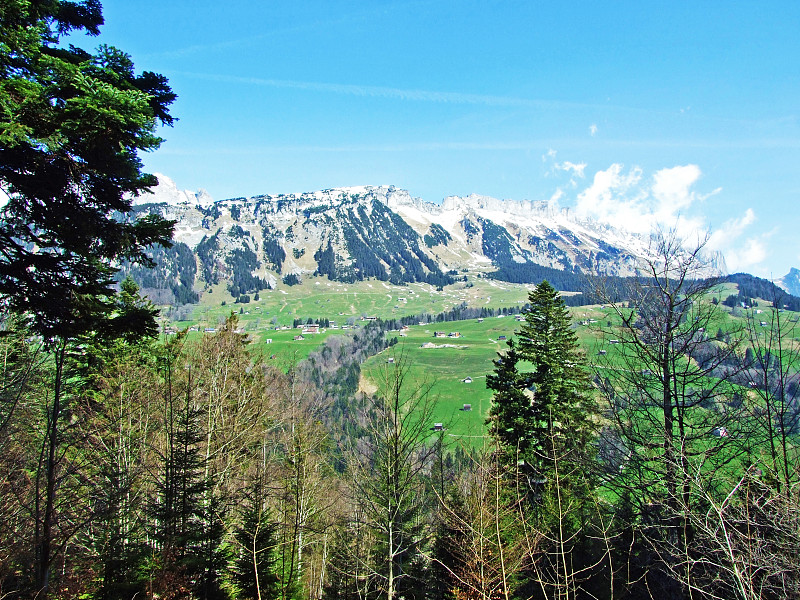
[2,2,800,599]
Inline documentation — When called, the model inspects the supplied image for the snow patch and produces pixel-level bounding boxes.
[134,173,213,207]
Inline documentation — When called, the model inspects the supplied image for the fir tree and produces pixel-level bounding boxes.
[487,280,601,597]
[488,280,597,480]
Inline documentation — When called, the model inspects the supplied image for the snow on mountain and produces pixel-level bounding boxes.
[775,267,800,296]
[133,173,214,207]
[129,182,666,302]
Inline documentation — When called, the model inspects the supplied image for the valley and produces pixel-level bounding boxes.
[166,272,787,450]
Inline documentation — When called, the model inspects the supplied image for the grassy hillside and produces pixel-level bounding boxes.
[359,304,626,446]
[165,273,537,361]
[359,290,797,447]
[164,275,799,447]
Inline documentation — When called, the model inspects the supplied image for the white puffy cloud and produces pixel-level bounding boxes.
[574,163,650,232]
[708,211,772,272]
[722,236,768,271]
[574,163,723,239]
[707,209,756,251]
[651,164,701,213]
[589,123,598,136]
[568,161,762,271]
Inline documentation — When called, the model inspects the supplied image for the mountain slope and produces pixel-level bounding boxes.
[775,267,800,297]
[129,181,665,303]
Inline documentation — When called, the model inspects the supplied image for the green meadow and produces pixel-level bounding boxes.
[359,305,628,447]
[167,274,536,362]
[166,275,799,446]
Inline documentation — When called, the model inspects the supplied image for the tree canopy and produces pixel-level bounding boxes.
[488,280,597,475]
[0,0,176,340]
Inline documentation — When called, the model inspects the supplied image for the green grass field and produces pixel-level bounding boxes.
[164,275,800,447]
[359,306,625,447]
[166,274,536,362]
[363,316,519,444]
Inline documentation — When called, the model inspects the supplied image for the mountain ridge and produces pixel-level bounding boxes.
[128,177,715,304]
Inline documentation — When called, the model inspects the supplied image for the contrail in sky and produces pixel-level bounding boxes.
[173,71,603,110]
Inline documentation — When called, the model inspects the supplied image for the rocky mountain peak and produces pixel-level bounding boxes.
[128,178,661,304]
[776,267,800,296]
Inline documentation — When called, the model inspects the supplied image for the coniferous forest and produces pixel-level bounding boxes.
[2,3,800,600]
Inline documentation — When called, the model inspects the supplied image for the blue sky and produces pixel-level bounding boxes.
[84,1,799,278]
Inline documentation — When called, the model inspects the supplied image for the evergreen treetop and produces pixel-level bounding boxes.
[0,0,176,340]
[488,280,597,476]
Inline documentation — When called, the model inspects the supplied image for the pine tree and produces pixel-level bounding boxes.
[488,280,597,481]
[487,280,601,598]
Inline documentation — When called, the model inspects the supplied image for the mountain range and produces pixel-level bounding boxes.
[127,175,794,305]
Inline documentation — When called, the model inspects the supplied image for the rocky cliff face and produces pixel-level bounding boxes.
[776,267,800,296]
[131,179,656,302]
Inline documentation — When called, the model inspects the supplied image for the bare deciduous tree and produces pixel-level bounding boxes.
[345,350,437,600]
[596,229,749,595]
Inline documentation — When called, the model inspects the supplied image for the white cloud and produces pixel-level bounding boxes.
[651,165,701,212]
[722,236,768,271]
[551,160,587,189]
[555,161,586,178]
[650,165,717,234]
[542,148,557,161]
[574,164,650,232]
[589,123,598,136]
[707,209,756,251]
[573,163,724,238]
[569,161,763,271]
[708,213,772,272]
[178,72,612,110]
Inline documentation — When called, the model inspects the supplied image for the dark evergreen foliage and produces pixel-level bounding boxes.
[262,229,286,272]
[0,0,176,340]
[196,233,221,286]
[231,502,280,600]
[478,217,523,266]
[423,223,451,248]
[119,241,199,305]
[336,203,454,286]
[198,203,222,221]
[488,281,597,474]
[228,224,248,238]
[149,358,216,595]
[724,272,800,310]
[282,273,300,286]
[314,241,337,279]
[226,247,269,298]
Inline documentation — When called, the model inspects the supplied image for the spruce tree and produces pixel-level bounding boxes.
[485,339,532,462]
[231,501,280,600]
[487,280,601,597]
[149,345,214,597]
[0,5,174,594]
[488,280,597,480]
[516,281,597,483]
